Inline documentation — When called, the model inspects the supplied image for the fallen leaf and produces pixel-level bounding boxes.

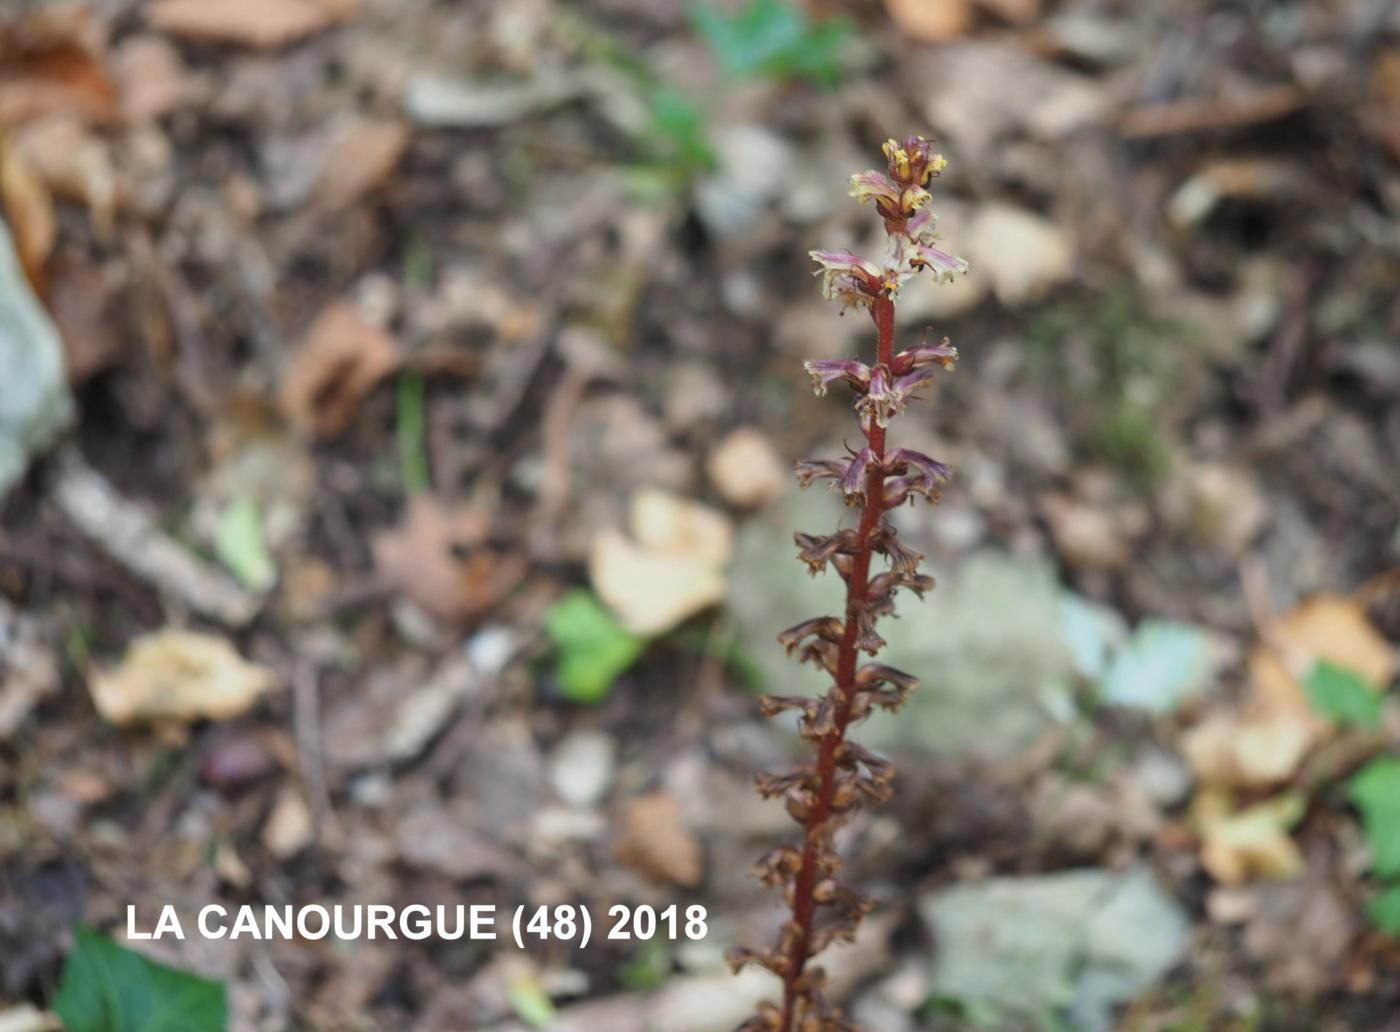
[614,791,703,888]
[965,203,1074,305]
[372,495,526,623]
[14,116,118,239]
[1187,462,1266,556]
[0,136,56,287]
[313,118,410,213]
[1250,595,1395,722]
[1194,788,1306,886]
[396,804,513,880]
[1040,492,1128,571]
[146,0,353,50]
[263,786,313,858]
[88,628,276,725]
[884,0,974,43]
[114,35,188,124]
[279,301,400,438]
[0,11,116,126]
[46,255,123,383]
[705,428,787,509]
[590,489,733,635]
[1181,710,1313,788]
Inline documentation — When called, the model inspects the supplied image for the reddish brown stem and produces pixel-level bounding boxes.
[779,295,895,1030]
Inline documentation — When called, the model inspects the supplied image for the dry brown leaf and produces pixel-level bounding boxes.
[614,791,703,888]
[0,11,116,126]
[314,119,410,213]
[263,786,314,858]
[146,0,353,50]
[1181,710,1314,788]
[884,0,974,43]
[89,628,276,726]
[279,301,400,437]
[0,136,55,288]
[1250,594,1396,719]
[706,428,787,509]
[372,495,526,623]
[47,255,123,383]
[114,35,188,124]
[590,489,733,635]
[1040,493,1129,571]
[15,116,117,239]
[1194,788,1306,887]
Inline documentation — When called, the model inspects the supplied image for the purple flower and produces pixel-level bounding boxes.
[839,447,876,503]
[802,358,870,396]
[884,448,953,501]
[883,136,947,186]
[793,458,847,489]
[850,169,930,219]
[847,170,901,211]
[809,249,888,310]
[892,339,958,374]
[855,365,943,428]
[908,243,970,283]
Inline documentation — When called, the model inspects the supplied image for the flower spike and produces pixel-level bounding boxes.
[739,136,963,1032]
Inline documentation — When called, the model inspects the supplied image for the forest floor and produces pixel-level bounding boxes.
[2,0,1400,1030]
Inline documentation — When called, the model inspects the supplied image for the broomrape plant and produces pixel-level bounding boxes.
[729,136,967,1032]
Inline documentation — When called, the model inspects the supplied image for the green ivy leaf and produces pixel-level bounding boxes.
[545,590,647,704]
[1303,660,1382,727]
[53,925,227,1032]
[1350,758,1400,879]
[1367,885,1400,935]
[691,0,853,86]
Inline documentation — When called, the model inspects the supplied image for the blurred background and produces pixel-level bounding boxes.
[1,0,1399,1029]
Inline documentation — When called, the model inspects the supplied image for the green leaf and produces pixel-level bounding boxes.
[646,88,716,175]
[618,940,672,991]
[545,590,647,704]
[1303,660,1382,727]
[53,925,227,1032]
[1367,884,1400,934]
[1097,620,1213,714]
[213,496,276,592]
[505,971,556,1028]
[691,0,853,86]
[1350,758,1400,879]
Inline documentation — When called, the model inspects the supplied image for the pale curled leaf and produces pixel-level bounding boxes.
[589,490,733,635]
[88,628,276,726]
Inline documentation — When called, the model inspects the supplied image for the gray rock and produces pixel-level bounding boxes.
[920,867,1189,1032]
[549,730,616,809]
[727,489,1074,759]
[0,221,73,496]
